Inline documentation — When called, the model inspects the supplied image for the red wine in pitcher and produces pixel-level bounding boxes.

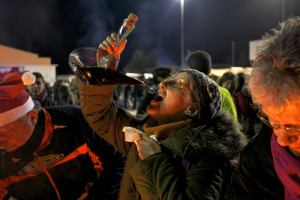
[73,66,145,85]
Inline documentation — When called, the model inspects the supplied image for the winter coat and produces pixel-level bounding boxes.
[224,124,284,199]
[79,82,247,200]
[0,105,126,200]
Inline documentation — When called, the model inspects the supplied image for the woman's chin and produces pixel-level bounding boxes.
[146,106,154,115]
[146,105,159,116]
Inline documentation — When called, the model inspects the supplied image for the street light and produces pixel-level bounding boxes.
[180,0,185,68]
[282,0,285,21]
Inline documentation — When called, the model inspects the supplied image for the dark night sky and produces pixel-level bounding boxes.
[0,0,299,74]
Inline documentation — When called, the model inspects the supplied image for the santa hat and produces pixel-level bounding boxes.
[0,71,36,127]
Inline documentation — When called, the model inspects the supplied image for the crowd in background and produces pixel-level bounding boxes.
[26,68,262,141]
[209,71,262,139]
[25,72,73,107]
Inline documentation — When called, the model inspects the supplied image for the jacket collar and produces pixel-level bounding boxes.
[143,117,191,141]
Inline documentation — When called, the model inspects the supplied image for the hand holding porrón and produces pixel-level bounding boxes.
[97,13,138,69]
[97,33,127,70]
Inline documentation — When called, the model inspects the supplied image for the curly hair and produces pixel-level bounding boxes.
[248,17,300,108]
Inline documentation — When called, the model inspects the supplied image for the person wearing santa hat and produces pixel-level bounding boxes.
[0,72,126,200]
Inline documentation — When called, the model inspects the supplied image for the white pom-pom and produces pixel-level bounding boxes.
[22,72,36,85]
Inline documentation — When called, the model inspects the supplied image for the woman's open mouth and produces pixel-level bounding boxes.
[153,95,163,102]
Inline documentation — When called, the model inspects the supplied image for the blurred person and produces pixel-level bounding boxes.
[27,72,56,107]
[124,85,133,109]
[53,79,62,103]
[137,66,175,115]
[69,77,80,105]
[234,72,261,139]
[225,17,300,200]
[79,33,247,199]
[219,71,238,97]
[45,82,54,103]
[0,72,126,200]
[209,74,220,84]
[53,80,72,105]
[113,85,123,107]
[132,77,145,110]
[132,86,143,109]
[188,50,238,120]
[234,72,247,122]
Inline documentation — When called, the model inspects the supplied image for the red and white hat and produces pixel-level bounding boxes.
[0,71,36,127]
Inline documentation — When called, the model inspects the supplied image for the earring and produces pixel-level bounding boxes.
[185,106,198,117]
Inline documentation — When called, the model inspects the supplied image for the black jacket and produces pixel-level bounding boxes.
[0,105,126,200]
[224,124,284,199]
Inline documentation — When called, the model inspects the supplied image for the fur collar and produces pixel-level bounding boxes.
[184,111,248,161]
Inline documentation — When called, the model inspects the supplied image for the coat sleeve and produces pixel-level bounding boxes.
[129,153,228,200]
[79,80,134,154]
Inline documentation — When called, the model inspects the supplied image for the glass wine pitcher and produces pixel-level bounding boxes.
[68,13,143,85]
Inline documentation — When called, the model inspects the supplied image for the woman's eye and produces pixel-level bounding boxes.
[178,81,184,88]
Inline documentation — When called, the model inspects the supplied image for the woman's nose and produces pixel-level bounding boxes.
[276,129,298,146]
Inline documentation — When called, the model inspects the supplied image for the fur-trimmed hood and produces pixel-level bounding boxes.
[136,110,247,162]
[184,111,248,161]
